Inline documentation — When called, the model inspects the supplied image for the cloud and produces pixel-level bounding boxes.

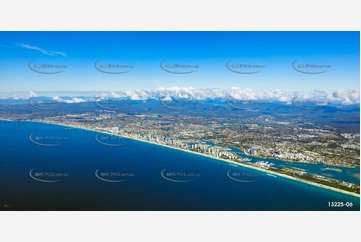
[17,43,67,57]
[162,95,173,101]
[53,96,86,104]
[95,87,360,104]
[28,91,38,98]
[331,89,360,105]
[0,88,359,105]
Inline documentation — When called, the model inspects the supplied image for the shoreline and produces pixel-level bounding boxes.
[1,119,360,198]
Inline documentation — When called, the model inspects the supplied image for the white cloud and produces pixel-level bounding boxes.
[331,89,360,105]
[0,88,359,105]
[110,91,120,98]
[53,96,86,104]
[28,91,38,98]
[162,95,173,101]
[17,43,67,57]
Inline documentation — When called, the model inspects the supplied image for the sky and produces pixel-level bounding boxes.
[0,31,359,95]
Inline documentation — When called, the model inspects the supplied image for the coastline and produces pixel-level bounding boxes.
[1,119,360,198]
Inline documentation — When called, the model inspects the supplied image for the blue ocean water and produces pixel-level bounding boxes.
[0,120,359,211]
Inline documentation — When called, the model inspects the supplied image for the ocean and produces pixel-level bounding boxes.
[0,120,359,211]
